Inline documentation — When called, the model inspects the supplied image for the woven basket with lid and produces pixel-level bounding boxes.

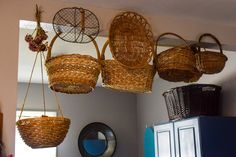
[155,32,201,82]
[109,11,154,68]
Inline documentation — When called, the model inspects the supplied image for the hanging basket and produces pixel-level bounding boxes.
[155,32,201,82]
[16,116,70,148]
[45,34,101,94]
[109,11,154,68]
[17,5,71,149]
[101,40,156,93]
[195,33,228,74]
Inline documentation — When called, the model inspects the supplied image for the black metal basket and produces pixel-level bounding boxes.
[163,84,221,121]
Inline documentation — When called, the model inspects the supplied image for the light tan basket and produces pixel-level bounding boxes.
[45,34,101,94]
[101,40,156,93]
[155,32,201,82]
[195,33,228,74]
[16,116,70,148]
[109,11,154,68]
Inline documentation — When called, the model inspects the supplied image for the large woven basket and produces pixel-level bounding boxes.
[16,116,70,148]
[45,34,101,94]
[155,32,201,82]
[195,33,228,74]
[109,11,154,68]
[101,40,156,93]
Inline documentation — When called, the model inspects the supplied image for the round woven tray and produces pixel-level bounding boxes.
[109,11,154,68]
[101,40,156,93]
[45,34,101,94]
[16,116,70,148]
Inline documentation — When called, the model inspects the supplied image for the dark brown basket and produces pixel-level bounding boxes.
[155,32,202,83]
[163,84,221,121]
[195,33,228,74]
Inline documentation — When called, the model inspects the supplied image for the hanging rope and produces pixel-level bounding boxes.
[42,52,64,117]
[40,51,46,115]
[19,53,39,120]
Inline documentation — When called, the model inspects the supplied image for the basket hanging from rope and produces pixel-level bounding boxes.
[16,5,70,149]
[45,33,101,94]
[52,7,100,43]
[109,11,154,68]
[194,33,228,74]
[155,32,202,82]
[101,40,156,93]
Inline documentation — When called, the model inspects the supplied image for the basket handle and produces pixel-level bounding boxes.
[101,40,109,60]
[198,33,223,54]
[46,33,101,62]
[155,32,189,55]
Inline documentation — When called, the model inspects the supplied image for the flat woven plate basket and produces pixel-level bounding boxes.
[195,33,228,74]
[109,11,154,68]
[155,32,201,82]
[45,34,101,94]
[101,40,156,93]
[16,116,70,148]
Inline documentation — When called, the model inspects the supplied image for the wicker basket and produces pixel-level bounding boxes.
[101,40,156,93]
[16,116,70,148]
[163,84,221,121]
[195,33,228,74]
[155,32,201,82]
[109,11,154,68]
[45,34,101,94]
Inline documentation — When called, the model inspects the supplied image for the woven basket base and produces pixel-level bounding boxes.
[50,83,93,94]
[16,117,70,148]
[158,68,201,82]
[101,60,155,93]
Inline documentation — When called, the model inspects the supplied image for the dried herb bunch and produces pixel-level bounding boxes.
[25,5,48,52]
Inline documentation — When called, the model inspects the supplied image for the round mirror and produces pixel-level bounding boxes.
[78,122,116,157]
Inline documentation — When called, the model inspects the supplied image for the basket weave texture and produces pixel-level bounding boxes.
[155,33,201,82]
[109,11,154,68]
[195,33,227,74]
[45,34,101,94]
[101,40,156,93]
[16,116,70,148]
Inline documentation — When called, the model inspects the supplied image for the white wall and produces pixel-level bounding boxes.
[17,83,137,157]
[137,50,236,157]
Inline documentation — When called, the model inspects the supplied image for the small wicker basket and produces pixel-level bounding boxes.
[45,34,101,94]
[16,116,70,148]
[101,40,156,93]
[155,32,201,82]
[109,11,154,68]
[195,33,228,74]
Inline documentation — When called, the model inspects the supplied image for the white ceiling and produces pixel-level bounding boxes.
[61,0,236,26]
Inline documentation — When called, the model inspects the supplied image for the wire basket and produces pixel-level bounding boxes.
[45,33,101,94]
[155,32,202,82]
[16,116,70,148]
[163,84,221,121]
[53,7,100,43]
[109,11,154,68]
[195,33,228,74]
[101,40,156,93]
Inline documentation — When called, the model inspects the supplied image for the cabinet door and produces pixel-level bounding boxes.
[154,123,175,157]
[174,118,201,157]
